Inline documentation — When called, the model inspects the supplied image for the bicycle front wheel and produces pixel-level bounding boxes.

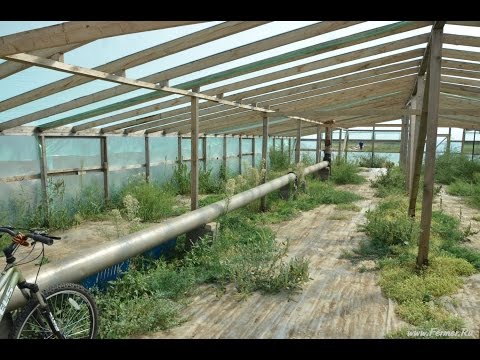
[10,283,98,339]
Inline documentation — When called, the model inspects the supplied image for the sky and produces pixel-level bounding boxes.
[0,21,479,140]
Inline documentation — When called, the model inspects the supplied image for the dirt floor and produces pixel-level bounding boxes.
[137,168,410,339]
[8,170,479,338]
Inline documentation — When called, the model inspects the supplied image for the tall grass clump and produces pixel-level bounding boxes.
[199,167,225,194]
[330,158,366,185]
[435,152,480,185]
[115,176,177,222]
[370,164,406,198]
[170,162,190,195]
[269,147,291,172]
[357,154,393,168]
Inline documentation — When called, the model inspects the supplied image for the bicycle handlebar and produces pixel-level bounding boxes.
[26,233,54,246]
[0,227,58,246]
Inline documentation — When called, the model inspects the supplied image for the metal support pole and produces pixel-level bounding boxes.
[144,135,150,183]
[295,120,301,163]
[261,114,269,212]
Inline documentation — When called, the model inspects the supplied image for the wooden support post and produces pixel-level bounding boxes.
[273,136,276,151]
[295,119,301,163]
[144,134,150,183]
[203,135,207,171]
[446,127,451,153]
[408,76,426,194]
[288,138,292,164]
[222,134,227,173]
[473,130,477,161]
[408,73,429,217]
[344,130,349,161]
[38,135,49,223]
[100,136,109,203]
[461,129,466,154]
[190,87,199,211]
[320,125,332,180]
[338,128,343,158]
[177,135,182,164]
[371,126,375,166]
[399,116,408,170]
[252,136,256,168]
[316,125,321,163]
[281,137,284,156]
[405,114,411,188]
[261,114,269,212]
[417,27,443,267]
[238,135,242,174]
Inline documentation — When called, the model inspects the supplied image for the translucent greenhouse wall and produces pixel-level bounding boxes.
[0,129,478,223]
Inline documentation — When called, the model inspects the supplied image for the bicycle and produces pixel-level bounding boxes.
[0,226,98,339]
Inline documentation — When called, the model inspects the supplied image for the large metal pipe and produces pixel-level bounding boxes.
[8,161,328,311]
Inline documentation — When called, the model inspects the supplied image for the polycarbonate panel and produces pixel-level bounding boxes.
[181,137,203,161]
[109,168,146,196]
[0,179,42,226]
[150,163,176,185]
[108,136,145,167]
[301,140,316,150]
[226,137,239,156]
[207,137,223,161]
[149,136,178,162]
[46,138,101,170]
[242,138,253,154]
[47,172,104,203]
[0,135,40,177]
[227,157,239,176]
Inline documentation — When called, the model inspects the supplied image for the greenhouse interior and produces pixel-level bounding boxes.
[0,21,479,340]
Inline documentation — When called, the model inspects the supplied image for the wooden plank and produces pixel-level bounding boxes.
[442,48,480,63]
[316,125,321,163]
[177,135,182,164]
[238,136,242,174]
[448,21,480,26]
[38,135,49,222]
[11,22,427,132]
[295,120,302,163]
[0,42,86,80]
[417,26,443,267]
[133,56,421,134]
[11,21,356,130]
[399,116,408,170]
[443,33,480,48]
[77,35,428,133]
[0,174,41,183]
[203,136,207,171]
[0,21,204,57]
[100,136,109,202]
[260,114,269,212]
[223,135,227,172]
[252,136,256,168]
[0,21,268,112]
[371,127,375,163]
[447,127,451,153]
[191,88,200,211]
[4,52,276,117]
[461,128,466,153]
[145,135,150,183]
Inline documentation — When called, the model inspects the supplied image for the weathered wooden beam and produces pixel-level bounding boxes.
[191,87,200,211]
[316,125,322,163]
[295,120,302,163]
[38,135,49,222]
[0,21,204,57]
[0,21,268,112]
[100,136,109,202]
[260,114,269,212]
[144,135,150,183]
[73,35,428,133]
[417,26,443,267]
[8,22,427,132]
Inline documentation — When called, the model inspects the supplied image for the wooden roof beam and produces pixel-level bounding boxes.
[0,21,269,112]
[0,21,205,57]
[4,21,428,131]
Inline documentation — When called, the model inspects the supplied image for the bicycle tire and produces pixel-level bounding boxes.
[9,283,98,339]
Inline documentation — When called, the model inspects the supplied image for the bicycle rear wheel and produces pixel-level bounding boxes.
[10,283,98,339]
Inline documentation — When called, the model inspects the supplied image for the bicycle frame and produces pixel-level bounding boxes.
[0,267,24,324]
